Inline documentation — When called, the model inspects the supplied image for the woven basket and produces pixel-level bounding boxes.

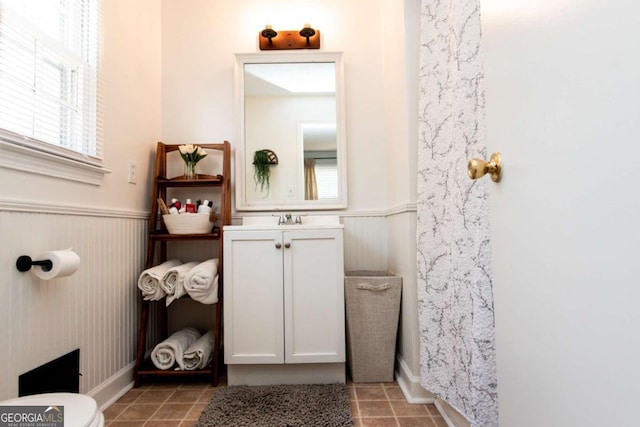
[162,213,214,234]
[344,271,402,382]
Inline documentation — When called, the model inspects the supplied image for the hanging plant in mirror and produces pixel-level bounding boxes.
[253,149,278,195]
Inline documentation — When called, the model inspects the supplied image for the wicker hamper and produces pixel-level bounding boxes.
[344,271,402,383]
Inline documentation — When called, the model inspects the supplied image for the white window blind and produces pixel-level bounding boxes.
[315,158,338,200]
[0,0,103,166]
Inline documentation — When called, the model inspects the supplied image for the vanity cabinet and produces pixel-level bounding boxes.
[223,226,345,369]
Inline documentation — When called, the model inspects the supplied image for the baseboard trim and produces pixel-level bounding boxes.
[228,363,345,386]
[394,355,434,404]
[87,362,135,411]
[434,400,457,427]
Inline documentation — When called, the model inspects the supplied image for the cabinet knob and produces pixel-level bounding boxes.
[275,243,282,249]
[284,242,291,249]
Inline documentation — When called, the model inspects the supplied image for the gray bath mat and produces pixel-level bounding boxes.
[195,383,352,427]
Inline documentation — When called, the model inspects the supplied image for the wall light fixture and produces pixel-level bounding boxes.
[258,24,320,50]
[261,25,278,45]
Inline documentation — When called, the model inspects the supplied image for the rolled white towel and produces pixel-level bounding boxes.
[151,327,201,370]
[184,259,219,304]
[183,329,215,370]
[161,261,199,306]
[137,259,181,301]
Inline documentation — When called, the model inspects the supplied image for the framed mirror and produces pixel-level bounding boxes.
[234,52,347,211]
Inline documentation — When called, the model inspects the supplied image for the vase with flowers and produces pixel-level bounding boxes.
[179,144,208,179]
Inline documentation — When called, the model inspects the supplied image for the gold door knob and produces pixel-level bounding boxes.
[467,152,502,182]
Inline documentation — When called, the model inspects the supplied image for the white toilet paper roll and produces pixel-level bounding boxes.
[33,249,81,280]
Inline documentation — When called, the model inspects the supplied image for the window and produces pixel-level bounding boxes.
[0,0,107,184]
[314,158,338,200]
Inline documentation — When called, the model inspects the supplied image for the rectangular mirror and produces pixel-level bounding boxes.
[234,52,347,211]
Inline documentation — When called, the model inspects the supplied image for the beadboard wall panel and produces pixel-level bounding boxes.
[0,208,391,401]
[342,216,388,272]
[0,208,147,400]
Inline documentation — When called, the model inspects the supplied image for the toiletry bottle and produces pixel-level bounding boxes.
[185,198,196,213]
[198,199,211,214]
[170,198,181,210]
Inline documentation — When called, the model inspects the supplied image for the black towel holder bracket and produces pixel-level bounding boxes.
[16,255,53,273]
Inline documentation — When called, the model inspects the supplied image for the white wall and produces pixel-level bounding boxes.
[0,0,162,404]
[383,0,417,210]
[161,0,388,212]
[381,0,428,401]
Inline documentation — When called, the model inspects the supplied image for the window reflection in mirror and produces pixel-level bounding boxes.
[236,52,347,211]
[301,123,337,200]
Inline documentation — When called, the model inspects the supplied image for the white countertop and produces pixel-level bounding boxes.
[224,223,344,231]
[226,215,343,230]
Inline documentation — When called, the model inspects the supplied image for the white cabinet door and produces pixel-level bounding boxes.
[223,230,284,364]
[284,229,345,363]
[224,227,345,366]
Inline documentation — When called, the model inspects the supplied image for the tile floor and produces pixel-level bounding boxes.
[103,377,447,427]
[349,382,447,427]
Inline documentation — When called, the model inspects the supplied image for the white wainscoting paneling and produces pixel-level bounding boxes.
[341,215,387,272]
[0,205,147,401]
[0,206,399,405]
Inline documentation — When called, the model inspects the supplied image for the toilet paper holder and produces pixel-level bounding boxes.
[16,255,53,272]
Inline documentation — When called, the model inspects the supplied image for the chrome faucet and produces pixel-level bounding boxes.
[284,213,294,225]
[276,213,302,225]
[276,213,304,225]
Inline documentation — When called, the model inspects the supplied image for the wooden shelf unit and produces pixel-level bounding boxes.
[133,141,231,387]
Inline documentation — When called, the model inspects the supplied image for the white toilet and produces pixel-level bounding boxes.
[0,392,104,427]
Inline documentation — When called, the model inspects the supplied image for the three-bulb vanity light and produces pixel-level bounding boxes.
[258,24,320,50]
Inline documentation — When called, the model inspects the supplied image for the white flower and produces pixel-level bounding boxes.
[178,144,197,155]
[178,144,208,164]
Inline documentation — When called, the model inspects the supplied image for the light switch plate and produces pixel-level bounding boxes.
[128,160,137,184]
